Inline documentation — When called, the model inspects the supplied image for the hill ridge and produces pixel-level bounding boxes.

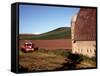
[19,27,71,40]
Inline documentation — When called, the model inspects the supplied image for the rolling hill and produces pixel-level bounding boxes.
[19,27,71,40]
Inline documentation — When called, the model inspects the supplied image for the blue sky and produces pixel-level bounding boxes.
[19,4,80,34]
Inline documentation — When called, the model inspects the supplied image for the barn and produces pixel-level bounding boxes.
[71,8,96,57]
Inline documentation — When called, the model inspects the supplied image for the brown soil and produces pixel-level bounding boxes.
[19,39,72,50]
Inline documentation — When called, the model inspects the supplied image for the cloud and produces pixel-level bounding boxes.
[33,32,41,35]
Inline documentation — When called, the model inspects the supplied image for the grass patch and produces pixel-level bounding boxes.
[76,55,96,68]
[19,49,96,72]
[19,49,69,72]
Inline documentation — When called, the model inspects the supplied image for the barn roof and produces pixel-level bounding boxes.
[74,8,96,41]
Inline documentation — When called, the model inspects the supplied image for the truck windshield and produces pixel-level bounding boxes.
[25,44,32,46]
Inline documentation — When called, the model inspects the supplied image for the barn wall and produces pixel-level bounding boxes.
[71,8,96,58]
[72,41,96,57]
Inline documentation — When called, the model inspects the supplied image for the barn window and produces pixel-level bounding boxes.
[90,49,92,53]
[87,49,89,53]
[80,48,82,53]
[73,40,76,43]
[94,48,96,51]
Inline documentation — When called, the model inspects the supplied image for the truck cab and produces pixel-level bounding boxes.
[21,42,34,53]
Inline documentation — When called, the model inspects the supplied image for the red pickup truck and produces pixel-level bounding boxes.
[21,42,36,53]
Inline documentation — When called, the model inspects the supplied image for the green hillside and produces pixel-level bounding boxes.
[19,27,71,40]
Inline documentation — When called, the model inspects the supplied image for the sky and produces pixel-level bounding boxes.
[19,4,80,34]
